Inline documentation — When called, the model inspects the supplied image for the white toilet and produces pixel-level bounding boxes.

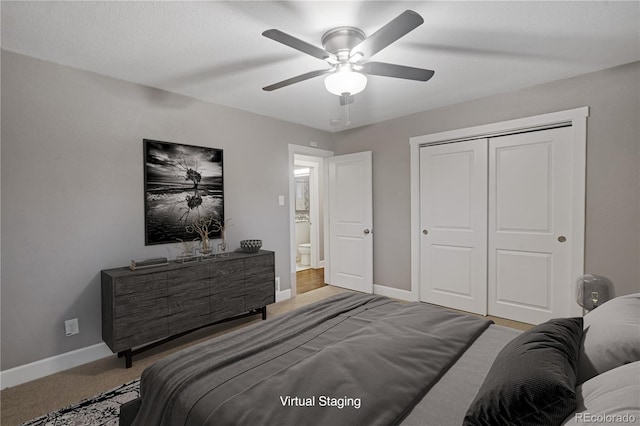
[298,243,311,266]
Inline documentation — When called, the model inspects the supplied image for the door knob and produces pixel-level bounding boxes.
[422,229,429,235]
[558,236,567,243]
[364,229,371,235]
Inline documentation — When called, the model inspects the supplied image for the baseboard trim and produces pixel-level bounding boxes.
[0,343,112,390]
[275,289,292,303]
[374,284,417,302]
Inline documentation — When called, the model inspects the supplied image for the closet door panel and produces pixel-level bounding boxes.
[488,127,573,324]
[431,245,474,296]
[419,139,488,315]
[495,250,552,310]
[495,142,552,232]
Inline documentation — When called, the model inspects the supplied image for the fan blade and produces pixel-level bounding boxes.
[263,69,334,91]
[349,10,423,60]
[263,29,337,62]
[361,62,434,81]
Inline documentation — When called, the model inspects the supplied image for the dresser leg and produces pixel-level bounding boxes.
[262,306,267,320]
[118,349,133,368]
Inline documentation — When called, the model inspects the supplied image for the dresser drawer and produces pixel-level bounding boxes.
[115,291,168,318]
[245,272,275,293]
[210,275,244,296]
[168,312,210,335]
[211,295,245,322]
[167,280,210,298]
[168,297,210,316]
[244,254,274,273]
[210,259,244,278]
[114,272,167,296]
[167,263,209,282]
[115,318,168,351]
[245,289,275,311]
[246,265,275,277]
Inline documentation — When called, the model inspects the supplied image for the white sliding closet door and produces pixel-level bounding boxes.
[419,140,488,315]
[488,127,573,324]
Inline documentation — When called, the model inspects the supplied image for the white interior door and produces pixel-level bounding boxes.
[326,152,373,293]
[488,127,573,324]
[419,140,488,314]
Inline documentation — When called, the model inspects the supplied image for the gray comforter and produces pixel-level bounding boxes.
[131,293,492,426]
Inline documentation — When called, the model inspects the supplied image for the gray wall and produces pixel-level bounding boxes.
[333,61,640,298]
[0,50,332,370]
[2,49,638,372]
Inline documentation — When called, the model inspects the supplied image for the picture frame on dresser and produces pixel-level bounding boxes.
[143,139,224,245]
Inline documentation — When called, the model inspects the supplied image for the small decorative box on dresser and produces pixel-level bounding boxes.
[101,250,275,367]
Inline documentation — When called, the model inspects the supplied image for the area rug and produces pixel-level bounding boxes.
[20,379,140,426]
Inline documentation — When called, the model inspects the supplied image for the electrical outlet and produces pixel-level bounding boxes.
[275,276,280,292]
[65,318,79,336]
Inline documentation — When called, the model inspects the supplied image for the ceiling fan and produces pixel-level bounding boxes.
[262,10,435,105]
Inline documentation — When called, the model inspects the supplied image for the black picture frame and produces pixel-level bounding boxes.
[144,139,224,245]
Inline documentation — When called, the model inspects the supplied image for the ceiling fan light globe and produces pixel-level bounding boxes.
[324,71,367,96]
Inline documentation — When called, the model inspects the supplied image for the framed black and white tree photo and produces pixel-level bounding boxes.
[144,139,224,245]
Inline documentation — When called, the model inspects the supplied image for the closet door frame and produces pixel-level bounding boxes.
[409,107,588,318]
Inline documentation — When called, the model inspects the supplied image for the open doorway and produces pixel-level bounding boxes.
[288,145,333,297]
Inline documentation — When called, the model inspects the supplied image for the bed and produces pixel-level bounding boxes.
[121,292,640,426]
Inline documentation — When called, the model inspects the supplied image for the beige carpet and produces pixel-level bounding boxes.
[0,285,530,426]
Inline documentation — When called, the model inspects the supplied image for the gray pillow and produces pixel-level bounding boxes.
[578,293,640,384]
[464,318,583,426]
[562,361,640,425]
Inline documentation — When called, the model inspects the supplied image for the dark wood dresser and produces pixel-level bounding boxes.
[101,250,275,367]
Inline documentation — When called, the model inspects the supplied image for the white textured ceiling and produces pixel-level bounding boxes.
[2,1,639,132]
